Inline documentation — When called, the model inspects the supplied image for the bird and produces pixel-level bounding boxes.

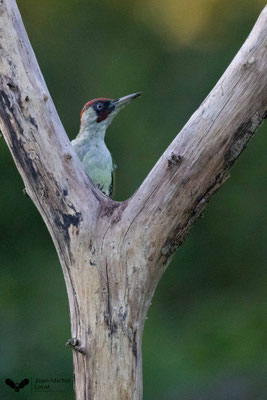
[71,92,142,197]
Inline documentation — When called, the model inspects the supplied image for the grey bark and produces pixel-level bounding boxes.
[0,1,266,399]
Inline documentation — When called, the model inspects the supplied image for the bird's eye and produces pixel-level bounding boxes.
[96,103,103,110]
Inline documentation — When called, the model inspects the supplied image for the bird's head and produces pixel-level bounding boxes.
[79,92,142,136]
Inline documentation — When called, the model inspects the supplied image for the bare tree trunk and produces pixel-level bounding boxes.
[0,1,267,399]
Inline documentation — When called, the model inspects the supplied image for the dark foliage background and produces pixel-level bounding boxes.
[0,1,266,399]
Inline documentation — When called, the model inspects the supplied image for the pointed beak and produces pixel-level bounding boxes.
[113,92,142,111]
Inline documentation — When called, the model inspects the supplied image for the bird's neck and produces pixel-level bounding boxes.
[72,122,109,161]
[78,121,107,142]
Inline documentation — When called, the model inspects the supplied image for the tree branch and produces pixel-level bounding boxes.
[0,0,102,250]
[121,5,267,286]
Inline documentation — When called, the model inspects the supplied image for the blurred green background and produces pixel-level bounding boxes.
[0,0,267,399]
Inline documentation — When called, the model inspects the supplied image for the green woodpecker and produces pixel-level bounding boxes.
[71,92,141,197]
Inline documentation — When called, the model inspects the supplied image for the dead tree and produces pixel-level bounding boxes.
[0,1,266,399]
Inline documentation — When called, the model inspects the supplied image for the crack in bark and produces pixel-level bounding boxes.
[224,112,266,169]
[53,209,82,243]
[104,261,117,336]
[127,326,138,365]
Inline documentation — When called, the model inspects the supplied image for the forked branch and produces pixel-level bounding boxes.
[0,1,266,399]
